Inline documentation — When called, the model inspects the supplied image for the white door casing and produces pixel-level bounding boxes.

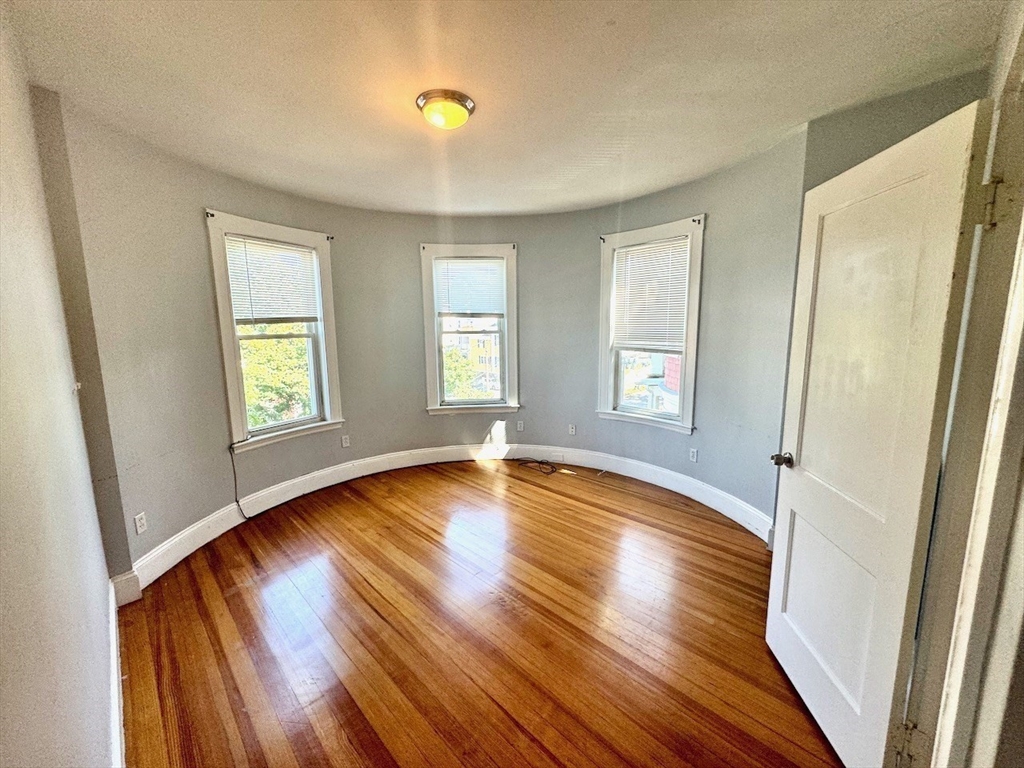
[766,101,991,767]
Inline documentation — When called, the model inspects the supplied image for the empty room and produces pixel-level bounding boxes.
[1,1,1023,766]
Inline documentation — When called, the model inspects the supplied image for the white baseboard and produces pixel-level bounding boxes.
[134,502,245,590]
[510,444,773,540]
[111,570,142,606]
[239,442,772,540]
[108,582,126,768]
[239,443,486,517]
[124,442,772,598]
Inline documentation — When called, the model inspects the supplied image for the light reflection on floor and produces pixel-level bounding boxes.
[257,553,360,680]
[443,506,508,605]
[597,525,679,665]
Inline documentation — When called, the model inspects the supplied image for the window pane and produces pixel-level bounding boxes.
[441,332,501,401]
[616,350,681,416]
[441,316,500,332]
[238,336,317,429]
[237,321,308,336]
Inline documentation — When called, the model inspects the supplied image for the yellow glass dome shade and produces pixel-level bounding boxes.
[416,89,475,130]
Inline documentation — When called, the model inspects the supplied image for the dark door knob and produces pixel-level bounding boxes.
[770,452,794,468]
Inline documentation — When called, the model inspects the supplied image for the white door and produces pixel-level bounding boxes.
[767,101,991,767]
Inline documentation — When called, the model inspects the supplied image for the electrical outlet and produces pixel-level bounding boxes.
[516,420,524,432]
[569,424,576,436]
[689,448,699,463]
[552,453,565,462]
[134,513,147,535]
[342,435,351,448]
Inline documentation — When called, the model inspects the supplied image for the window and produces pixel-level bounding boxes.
[421,243,519,414]
[206,210,342,447]
[598,215,704,433]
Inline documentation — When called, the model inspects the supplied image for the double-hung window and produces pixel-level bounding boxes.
[206,210,342,447]
[421,243,519,414]
[598,215,704,433]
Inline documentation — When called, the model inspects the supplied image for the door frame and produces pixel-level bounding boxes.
[900,22,1024,768]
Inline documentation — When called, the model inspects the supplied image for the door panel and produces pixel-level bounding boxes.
[767,101,990,768]
[800,178,927,516]
[782,512,877,709]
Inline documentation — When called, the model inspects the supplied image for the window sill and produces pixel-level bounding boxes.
[596,409,693,434]
[428,404,521,415]
[231,419,345,453]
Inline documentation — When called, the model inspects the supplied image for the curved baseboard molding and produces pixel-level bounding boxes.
[516,445,774,541]
[114,442,773,604]
[132,502,244,594]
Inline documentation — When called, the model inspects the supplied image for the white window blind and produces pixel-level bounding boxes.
[433,258,505,315]
[611,235,689,350]
[226,235,320,324]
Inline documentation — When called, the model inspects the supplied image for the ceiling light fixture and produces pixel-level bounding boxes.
[416,89,475,130]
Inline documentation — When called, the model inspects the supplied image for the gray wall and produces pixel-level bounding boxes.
[47,67,986,570]
[0,14,116,768]
[30,87,132,575]
[52,98,807,563]
[804,69,989,190]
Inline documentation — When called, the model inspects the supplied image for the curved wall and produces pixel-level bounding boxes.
[36,70,985,576]
[49,97,806,569]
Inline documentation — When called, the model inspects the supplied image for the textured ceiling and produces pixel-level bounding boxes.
[10,0,1008,215]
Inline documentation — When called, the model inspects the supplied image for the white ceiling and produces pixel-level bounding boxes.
[10,0,1007,215]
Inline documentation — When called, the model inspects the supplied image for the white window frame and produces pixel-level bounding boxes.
[206,210,343,450]
[421,243,520,415]
[598,215,704,434]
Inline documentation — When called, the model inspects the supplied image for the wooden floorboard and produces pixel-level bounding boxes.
[120,460,842,768]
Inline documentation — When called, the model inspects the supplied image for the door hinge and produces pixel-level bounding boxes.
[891,720,930,767]
[981,176,1003,230]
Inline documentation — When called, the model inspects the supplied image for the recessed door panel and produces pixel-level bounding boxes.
[800,179,927,518]
[782,512,877,710]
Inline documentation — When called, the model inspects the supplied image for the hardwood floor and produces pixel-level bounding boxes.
[119,459,841,768]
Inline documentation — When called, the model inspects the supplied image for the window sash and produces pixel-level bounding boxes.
[236,322,325,434]
[437,313,507,405]
[612,347,684,420]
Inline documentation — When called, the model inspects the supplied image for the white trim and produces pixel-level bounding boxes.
[205,210,342,444]
[237,442,771,540]
[598,215,704,433]
[512,444,772,540]
[111,570,142,606]
[231,418,345,453]
[123,444,771,595]
[421,243,519,413]
[596,409,694,434]
[933,173,1024,766]
[238,444,491,516]
[426,405,520,415]
[133,502,245,590]
[108,582,126,768]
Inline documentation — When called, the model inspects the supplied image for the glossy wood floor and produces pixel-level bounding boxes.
[119,460,841,768]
